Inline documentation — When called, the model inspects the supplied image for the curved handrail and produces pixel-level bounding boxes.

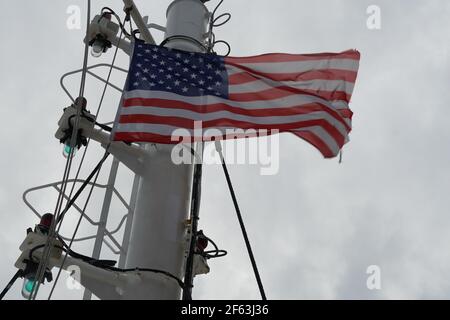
[23,178,130,253]
[60,63,128,102]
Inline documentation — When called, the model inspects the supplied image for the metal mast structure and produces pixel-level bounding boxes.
[84,0,210,299]
[0,0,273,302]
[10,0,212,300]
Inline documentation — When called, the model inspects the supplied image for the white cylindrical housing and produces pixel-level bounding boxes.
[121,0,209,300]
[165,0,210,52]
[123,145,194,299]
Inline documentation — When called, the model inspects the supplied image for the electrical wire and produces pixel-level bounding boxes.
[55,149,113,224]
[179,4,233,295]
[29,241,115,268]
[212,40,231,57]
[29,0,92,300]
[182,146,204,300]
[56,30,123,230]
[206,0,232,56]
[56,29,124,227]
[199,234,227,259]
[27,0,231,301]
[212,13,231,27]
[25,241,185,292]
[160,35,208,52]
[48,27,125,298]
[48,150,110,299]
[214,141,267,300]
[0,270,23,300]
[56,6,131,236]
[103,266,185,290]
[101,7,133,38]
[182,144,227,300]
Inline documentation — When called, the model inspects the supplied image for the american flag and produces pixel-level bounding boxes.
[113,41,360,158]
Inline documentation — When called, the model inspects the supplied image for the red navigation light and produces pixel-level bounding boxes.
[196,234,208,252]
[39,213,54,229]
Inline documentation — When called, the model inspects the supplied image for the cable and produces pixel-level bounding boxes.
[30,0,93,300]
[182,144,204,300]
[213,13,231,27]
[26,241,184,291]
[160,35,208,52]
[26,243,183,294]
[101,7,133,38]
[56,29,123,226]
[206,0,232,56]
[48,27,125,298]
[28,241,115,269]
[55,151,112,224]
[48,150,110,299]
[212,40,231,57]
[94,120,113,132]
[58,237,116,267]
[57,27,124,230]
[182,146,227,300]
[57,7,129,235]
[211,0,225,24]
[78,110,114,133]
[0,270,23,300]
[104,266,185,290]
[48,20,125,298]
[214,141,267,300]
[200,234,227,259]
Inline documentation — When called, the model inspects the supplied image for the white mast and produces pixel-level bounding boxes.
[119,0,209,300]
[79,0,207,300]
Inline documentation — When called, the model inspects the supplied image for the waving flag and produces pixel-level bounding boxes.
[113,41,360,158]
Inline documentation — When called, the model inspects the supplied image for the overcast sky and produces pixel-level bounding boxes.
[1,0,450,300]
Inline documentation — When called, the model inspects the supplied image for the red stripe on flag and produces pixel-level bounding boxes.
[292,130,335,158]
[114,132,174,144]
[114,131,267,144]
[113,130,336,158]
[228,86,351,104]
[118,114,347,147]
[338,108,353,119]
[225,50,360,64]
[123,97,352,128]
[228,69,358,85]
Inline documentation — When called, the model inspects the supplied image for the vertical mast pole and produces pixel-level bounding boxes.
[120,0,209,299]
[83,157,119,300]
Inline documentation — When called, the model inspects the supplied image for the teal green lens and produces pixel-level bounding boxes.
[62,143,77,159]
[64,144,72,155]
[24,279,35,292]
[21,278,36,299]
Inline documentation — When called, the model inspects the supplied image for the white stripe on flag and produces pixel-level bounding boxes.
[294,126,340,155]
[123,90,350,113]
[119,106,349,137]
[228,78,355,96]
[226,58,359,75]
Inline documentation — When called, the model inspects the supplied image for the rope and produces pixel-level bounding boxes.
[214,141,267,300]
